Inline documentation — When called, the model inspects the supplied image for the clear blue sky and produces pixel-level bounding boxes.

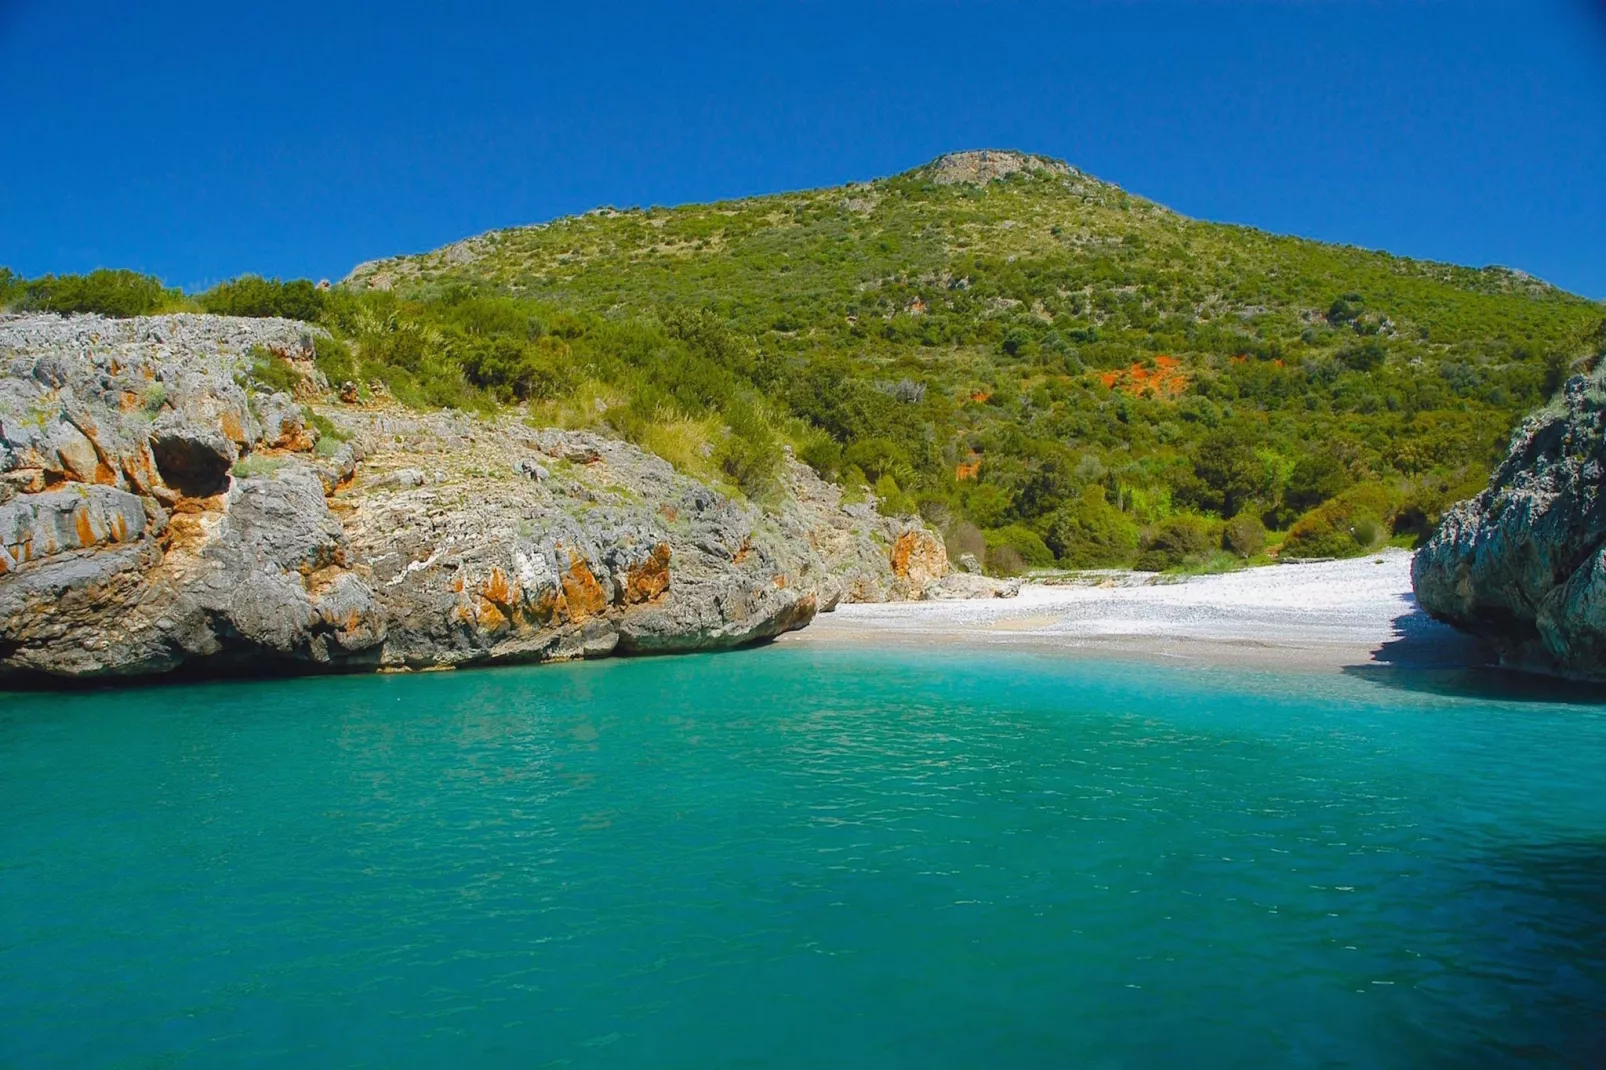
[2,1,1603,298]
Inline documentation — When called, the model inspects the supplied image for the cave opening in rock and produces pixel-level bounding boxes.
[149,432,232,498]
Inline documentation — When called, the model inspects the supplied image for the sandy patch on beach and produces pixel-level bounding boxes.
[784,549,1489,673]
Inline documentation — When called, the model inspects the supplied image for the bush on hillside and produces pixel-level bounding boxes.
[797,433,842,478]
[198,276,325,321]
[1221,511,1267,558]
[19,269,176,317]
[1042,491,1138,568]
[1281,483,1399,559]
[246,346,302,395]
[312,334,358,385]
[717,400,783,499]
[944,520,987,568]
[1134,514,1217,571]
[984,525,1054,574]
[1283,452,1352,517]
[1389,474,1486,547]
[874,473,918,517]
[458,335,576,402]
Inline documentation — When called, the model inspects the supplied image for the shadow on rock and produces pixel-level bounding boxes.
[1343,603,1606,706]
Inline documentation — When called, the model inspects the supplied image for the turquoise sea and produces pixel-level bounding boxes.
[3,647,1605,1067]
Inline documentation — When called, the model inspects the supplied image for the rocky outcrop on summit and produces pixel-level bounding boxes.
[0,313,1004,682]
[922,150,1076,186]
[1413,371,1606,679]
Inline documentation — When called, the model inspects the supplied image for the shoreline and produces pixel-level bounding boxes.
[785,549,1492,675]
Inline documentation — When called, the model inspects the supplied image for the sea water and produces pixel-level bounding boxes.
[3,648,1604,1067]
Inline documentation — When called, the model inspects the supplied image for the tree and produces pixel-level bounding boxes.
[1285,452,1351,515]
[1189,428,1264,517]
[1339,338,1387,372]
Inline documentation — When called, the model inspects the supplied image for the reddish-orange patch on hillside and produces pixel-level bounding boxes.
[968,390,992,404]
[1098,355,1189,398]
[954,458,981,481]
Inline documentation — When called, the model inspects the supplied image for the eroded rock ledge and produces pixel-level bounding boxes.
[0,313,1009,682]
[1413,372,1606,679]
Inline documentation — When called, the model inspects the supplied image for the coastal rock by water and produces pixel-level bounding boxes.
[0,313,1008,681]
[1413,371,1606,679]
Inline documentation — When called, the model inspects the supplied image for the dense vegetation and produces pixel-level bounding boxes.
[7,153,1603,573]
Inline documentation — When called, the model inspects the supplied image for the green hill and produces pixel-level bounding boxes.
[9,150,1603,572]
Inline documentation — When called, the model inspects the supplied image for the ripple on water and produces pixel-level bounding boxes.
[2,647,1605,1067]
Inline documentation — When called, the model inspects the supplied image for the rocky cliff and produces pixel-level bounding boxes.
[1413,370,1606,679]
[0,313,1002,682]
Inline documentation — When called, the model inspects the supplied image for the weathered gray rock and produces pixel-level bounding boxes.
[0,312,988,682]
[924,572,1020,600]
[1413,371,1606,679]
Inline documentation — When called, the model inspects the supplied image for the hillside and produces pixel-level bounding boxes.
[9,150,1605,574]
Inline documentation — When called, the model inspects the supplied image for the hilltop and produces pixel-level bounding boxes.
[5,151,1603,575]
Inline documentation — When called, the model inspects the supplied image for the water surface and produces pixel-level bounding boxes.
[3,649,1605,1067]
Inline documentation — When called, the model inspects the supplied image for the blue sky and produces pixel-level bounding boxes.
[2,1,1603,297]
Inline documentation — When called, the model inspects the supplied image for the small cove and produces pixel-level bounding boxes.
[3,647,1604,1067]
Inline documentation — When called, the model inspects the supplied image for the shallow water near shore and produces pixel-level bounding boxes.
[4,648,1606,1067]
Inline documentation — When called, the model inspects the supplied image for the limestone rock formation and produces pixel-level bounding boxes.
[0,313,1005,682]
[923,150,1075,186]
[1413,372,1606,679]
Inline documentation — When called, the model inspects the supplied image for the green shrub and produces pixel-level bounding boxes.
[312,334,357,385]
[1391,474,1485,546]
[459,335,576,402]
[246,347,302,394]
[797,434,842,478]
[0,267,21,307]
[874,473,918,516]
[304,409,349,444]
[1339,338,1388,372]
[984,525,1054,571]
[1135,514,1217,571]
[944,520,987,567]
[198,276,325,321]
[1284,453,1352,516]
[233,454,286,479]
[1282,483,1399,558]
[1221,512,1267,558]
[1043,491,1138,568]
[842,437,913,482]
[716,400,783,498]
[21,269,177,317]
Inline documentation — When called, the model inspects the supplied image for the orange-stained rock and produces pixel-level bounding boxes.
[171,493,228,515]
[528,585,561,626]
[479,567,520,611]
[890,528,948,595]
[474,597,510,631]
[561,556,609,621]
[121,447,161,495]
[73,508,96,549]
[219,410,246,445]
[622,543,672,605]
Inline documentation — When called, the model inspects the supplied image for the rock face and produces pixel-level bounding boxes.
[0,313,1006,682]
[1413,372,1606,679]
[924,150,1075,186]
